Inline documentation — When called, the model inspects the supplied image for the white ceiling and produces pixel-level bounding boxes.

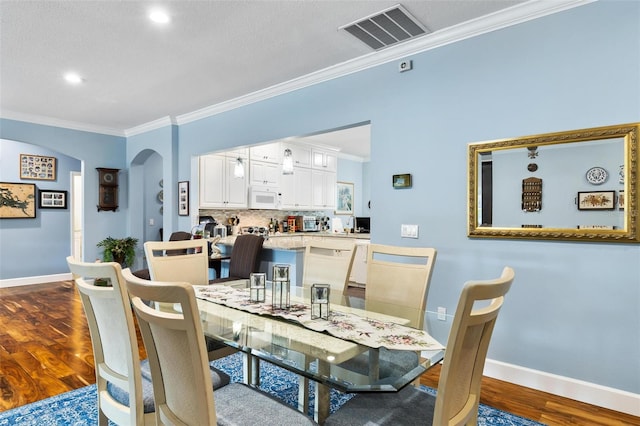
[0,1,586,158]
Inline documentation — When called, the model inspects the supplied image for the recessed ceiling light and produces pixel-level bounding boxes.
[64,72,83,84]
[149,9,170,24]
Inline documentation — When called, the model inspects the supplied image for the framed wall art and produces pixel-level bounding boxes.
[0,182,36,218]
[618,190,625,210]
[39,189,68,209]
[577,191,616,210]
[335,181,354,215]
[20,154,57,181]
[392,173,412,188]
[178,181,189,216]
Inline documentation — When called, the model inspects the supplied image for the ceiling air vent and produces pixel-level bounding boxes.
[340,4,429,50]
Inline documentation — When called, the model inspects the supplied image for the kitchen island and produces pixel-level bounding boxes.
[216,232,370,286]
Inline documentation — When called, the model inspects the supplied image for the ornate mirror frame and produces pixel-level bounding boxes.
[468,123,639,243]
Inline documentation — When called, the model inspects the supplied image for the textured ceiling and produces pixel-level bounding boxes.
[1,1,586,156]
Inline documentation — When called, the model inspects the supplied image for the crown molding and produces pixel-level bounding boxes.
[0,110,125,137]
[174,0,593,126]
[124,116,177,137]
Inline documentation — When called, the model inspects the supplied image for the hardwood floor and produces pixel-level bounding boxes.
[1,281,638,425]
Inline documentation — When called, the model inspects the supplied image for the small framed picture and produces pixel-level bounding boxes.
[20,154,57,181]
[335,181,354,215]
[392,173,412,188]
[39,190,68,209]
[618,190,625,210]
[178,181,189,216]
[577,191,616,210]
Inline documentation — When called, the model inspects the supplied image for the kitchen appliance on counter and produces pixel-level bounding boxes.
[295,215,319,232]
[241,226,269,236]
[354,217,370,233]
[199,215,218,237]
[317,216,331,232]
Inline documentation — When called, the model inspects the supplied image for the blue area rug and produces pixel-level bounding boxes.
[0,352,543,425]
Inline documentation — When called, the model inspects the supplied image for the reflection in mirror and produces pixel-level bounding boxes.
[468,123,639,243]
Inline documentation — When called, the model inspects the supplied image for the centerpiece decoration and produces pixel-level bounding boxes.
[271,264,290,310]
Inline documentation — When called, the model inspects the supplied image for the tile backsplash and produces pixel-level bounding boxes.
[198,209,334,228]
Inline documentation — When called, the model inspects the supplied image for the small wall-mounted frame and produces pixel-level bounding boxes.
[392,173,412,188]
[335,181,354,215]
[577,191,616,210]
[619,190,625,210]
[20,154,57,181]
[178,181,189,216]
[0,182,36,218]
[39,189,68,209]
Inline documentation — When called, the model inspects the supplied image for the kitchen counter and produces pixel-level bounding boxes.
[216,232,370,286]
[219,232,370,250]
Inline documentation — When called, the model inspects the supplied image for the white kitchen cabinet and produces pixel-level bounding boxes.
[280,166,312,210]
[199,153,248,209]
[312,149,337,172]
[249,160,280,187]
[311,169,336,210]
[283,143,312,168]
[250,143,281,164]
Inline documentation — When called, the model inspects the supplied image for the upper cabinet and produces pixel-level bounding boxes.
[283,143,312,168]
[250,143,281,164]
[199,143,339,211]
[249,161,280,187]
[312,149,337,172]
[199,151,248,209]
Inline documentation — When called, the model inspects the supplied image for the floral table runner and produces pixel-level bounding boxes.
[194,285,445,352]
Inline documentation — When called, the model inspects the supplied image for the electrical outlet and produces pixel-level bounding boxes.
[437,307,446,321]
[401,224,419,238]
[149,218,154,226]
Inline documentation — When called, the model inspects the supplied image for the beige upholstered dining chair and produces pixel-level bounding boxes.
[144,238,236,360]
[144,238,210,285]
[66,256,156,426]
[122,269,318,426]
[301,238,357,293]
[325,266,515,426]
[364,244,437,329]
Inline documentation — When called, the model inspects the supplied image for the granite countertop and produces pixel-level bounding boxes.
[219,232,370,250]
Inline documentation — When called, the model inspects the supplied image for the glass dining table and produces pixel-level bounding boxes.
[194,281,445,424]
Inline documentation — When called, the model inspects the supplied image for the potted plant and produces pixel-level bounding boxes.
[97,236,139,268]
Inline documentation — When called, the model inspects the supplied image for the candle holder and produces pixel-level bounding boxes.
[271,264,290,310]
[311,283,330,320]
[249,272,266,303]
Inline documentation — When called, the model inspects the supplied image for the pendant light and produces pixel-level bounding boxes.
[282,148,293,175]
[234,157,245,178]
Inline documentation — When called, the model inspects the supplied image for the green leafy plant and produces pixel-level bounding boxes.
[97,236,139,267]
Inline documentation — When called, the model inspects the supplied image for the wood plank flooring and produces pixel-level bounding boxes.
[1,281,638,425]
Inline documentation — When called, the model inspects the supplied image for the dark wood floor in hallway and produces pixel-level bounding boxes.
[0,281,638,425]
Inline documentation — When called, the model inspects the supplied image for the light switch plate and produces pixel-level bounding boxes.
[437,307,446,321]
[401,224,418,238]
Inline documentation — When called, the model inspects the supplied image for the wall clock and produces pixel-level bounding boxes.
[586,166,608,185]
[97,168,119,212]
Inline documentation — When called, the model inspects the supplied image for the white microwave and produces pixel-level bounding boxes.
[249,186,281,209]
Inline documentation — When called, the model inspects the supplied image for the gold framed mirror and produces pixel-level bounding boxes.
[468,122,639,243]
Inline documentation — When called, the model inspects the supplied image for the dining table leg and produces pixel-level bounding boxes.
[314,360,330,424]
[242,353,260,386]
[298,356,311,413]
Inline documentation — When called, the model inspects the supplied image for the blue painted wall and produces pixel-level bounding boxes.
[173,2,640,394]
[0,119,126,277]
[0,1,638,396]
[0,139,80,277]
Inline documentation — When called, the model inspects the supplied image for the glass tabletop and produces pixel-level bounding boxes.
[196,280,445,393]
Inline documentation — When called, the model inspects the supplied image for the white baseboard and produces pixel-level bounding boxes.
[0,273,72,288]
[484,358,640,417]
